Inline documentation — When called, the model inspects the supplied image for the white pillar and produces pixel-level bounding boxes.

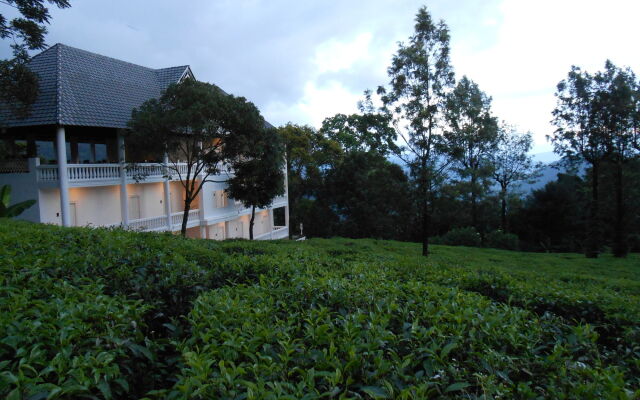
[163,153,172,231]
[56,126,71,227]
[283,160,290,235]
[268,208,274,239]
[198,178,207,239]
[118,131,129,228]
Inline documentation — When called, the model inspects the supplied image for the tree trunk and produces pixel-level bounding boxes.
[500,184,508,232]
[249,205,256,240]
[180,199,191,237]
[421,163,430,257]
[470,173,478,231]
[612,160,628,257]
[585,162,600,258]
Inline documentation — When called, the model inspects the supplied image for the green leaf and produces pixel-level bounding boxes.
[444,382,471,393]
[361,386,389,399]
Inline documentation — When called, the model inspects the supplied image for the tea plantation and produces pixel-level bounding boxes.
[1,220,638,399]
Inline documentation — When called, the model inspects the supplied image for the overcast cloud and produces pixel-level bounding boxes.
[1,0,639,154]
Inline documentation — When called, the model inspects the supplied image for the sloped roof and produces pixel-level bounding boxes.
[0,44,193,129]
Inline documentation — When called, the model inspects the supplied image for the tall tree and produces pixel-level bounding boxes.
[377,6,455,256]
[226,126,286,240]
[591,61,639,257]
[128,79,267,236]
[489,124,540,232]
[322,151,413,240]
[1,0,71,117]
[550,66,609,258]
[277,123,342,238]
[320,90,397,156]
[442,76,498,233]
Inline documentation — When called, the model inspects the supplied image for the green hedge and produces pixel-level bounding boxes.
[0,220,638,399]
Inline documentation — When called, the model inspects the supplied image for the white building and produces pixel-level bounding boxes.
[0,44,289,240]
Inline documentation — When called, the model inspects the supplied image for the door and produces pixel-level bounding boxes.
[69,202,77,226]
[128,195,141,220]
[211,225,225,240]
[231,220,244,238]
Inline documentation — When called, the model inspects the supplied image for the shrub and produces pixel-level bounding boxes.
[0,220,639,398]
[485,230,520,250]
[439,226,481,247]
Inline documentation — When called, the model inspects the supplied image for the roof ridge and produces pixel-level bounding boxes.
[55,43,63,125]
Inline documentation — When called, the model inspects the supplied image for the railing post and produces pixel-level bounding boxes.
[118,130,129,228]
[56,126,71,227]
[163,153,172,231]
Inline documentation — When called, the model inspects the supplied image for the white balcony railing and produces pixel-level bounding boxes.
[35,162,199,185]
[112,209,201,232]
[254,225,289,240]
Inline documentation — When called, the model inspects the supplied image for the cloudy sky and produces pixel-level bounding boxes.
[2,0,639,155]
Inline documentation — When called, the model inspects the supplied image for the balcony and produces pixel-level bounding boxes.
[111,208,202,232]
[35,163,192,187]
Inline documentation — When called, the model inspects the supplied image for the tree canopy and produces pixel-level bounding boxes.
[0,0,71,117]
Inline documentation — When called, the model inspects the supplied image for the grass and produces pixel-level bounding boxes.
[0,220,638,399]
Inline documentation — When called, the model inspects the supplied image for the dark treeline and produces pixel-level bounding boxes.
[280,7,640,258]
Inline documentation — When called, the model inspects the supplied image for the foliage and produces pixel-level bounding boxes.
[226,126,286,239]
[377,6,455,256]
[2,220,639,398]
[0,184,35,217]
[0,0,71,118]
[322,151,413,240]
[484,229,519,251]
[550,61,640,258]
[435,226,481,247]
[441,76,498,232]
[489,124,541,232]
[277,123,342,238]
[128,79,270,236]
[320,90,398,156]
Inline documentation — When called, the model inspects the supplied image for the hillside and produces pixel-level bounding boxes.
[1,220,638,399]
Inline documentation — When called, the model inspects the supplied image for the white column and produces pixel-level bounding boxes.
[198,178,207,239]
[118,131,129,228]
[163,153,172,231]
[283,160,290,235]
[56,126,71,227]
[268,208,274,239]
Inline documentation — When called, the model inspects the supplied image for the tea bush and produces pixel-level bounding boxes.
[484,229,520,250]
[1,220,638,399]
[436,227,481,247]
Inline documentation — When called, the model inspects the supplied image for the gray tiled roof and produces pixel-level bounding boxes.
[0,44,192,129]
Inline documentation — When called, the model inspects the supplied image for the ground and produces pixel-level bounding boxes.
[0,219,638,399]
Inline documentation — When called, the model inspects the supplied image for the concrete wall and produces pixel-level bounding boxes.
[1,170,40,222]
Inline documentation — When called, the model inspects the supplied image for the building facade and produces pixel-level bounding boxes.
[0,44,289,240]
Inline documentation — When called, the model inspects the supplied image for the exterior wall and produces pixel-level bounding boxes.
[127,182,165,220]
[2,170,40,222]
[1,159,289,240]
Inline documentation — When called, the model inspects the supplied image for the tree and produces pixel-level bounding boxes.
[490,124,540,232]
[377,6,455,256]
[322,151,413,240]
[550,66,609,258]
[320,90,397,156]
[442,76,498,233]
[277,123,341,238]
[128,79,267,236]
[591,61,639,257]
[1,0,71,117]
[513,174,587,252]
[226,126,285,240]
[0,184,35,217]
